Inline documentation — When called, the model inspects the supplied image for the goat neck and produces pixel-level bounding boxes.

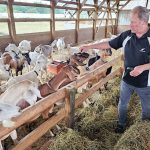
[39,65,77,97]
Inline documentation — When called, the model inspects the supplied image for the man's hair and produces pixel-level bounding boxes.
[131,6,149,21]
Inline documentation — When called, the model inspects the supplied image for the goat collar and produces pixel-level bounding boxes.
[12,50,20,59]
[34,70,38,76]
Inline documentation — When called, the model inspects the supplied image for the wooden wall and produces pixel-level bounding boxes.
[0,25,120,52]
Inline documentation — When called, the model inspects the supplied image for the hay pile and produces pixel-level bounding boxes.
[114,121,150,150]
[74,77,121,150]
[47,76,149,150]
[48,129,103,150]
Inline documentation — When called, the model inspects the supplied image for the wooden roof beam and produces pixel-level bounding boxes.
[98,0,106,9]
[59,0,78,6]
[81,0,87,9]
[119,0,131,10]
[0,1,7,4]
[56,6,77,10]
[111,0,120,9]
[10,1,51,8]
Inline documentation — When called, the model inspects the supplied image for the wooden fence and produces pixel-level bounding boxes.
[0,55,123,150]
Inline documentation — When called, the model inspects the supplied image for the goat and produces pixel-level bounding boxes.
[56,37,65,53]
[0,80,42,108]
[50,39,57,48]
[18,40,31,54]
[67,44,80,57]
[35,44,53,59]
[5,43,21,58]
[1,52,26,76]
[0,61,10,82]
[0,80,42,150]
[77,49,113,107]
[0,55,47,92]
[2,53,26,76]
[0,102,20,128]
[38,52,89,118]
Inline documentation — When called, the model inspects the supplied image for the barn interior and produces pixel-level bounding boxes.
[0,0,150,150]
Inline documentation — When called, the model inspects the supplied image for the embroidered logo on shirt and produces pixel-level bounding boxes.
[139,48,146,52]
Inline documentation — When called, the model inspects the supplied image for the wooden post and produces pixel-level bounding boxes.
[65,85,77,129]
[50,0,55,40]
[115,2,120,35]
[146,0,149,8]
[76,0,80,43]
[105,0,110,37]
[93,0,98,40]
[7,0,16,43]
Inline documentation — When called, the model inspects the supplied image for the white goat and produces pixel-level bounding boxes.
[0,102,20,150]
[50,39,57,48]
[0,63,10,82]
[0,103,20,128]
[28,49,41,67]
[4,43,21,59]
[0,80,42,106]
[18,40,31,54]
[0,80,42,150]
[35,44,53,59]
[56,37,65,53]
[67,44,80,56]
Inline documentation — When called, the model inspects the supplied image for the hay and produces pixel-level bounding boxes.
[73,77,123,149]
[114,121,150,150]
[75,117,121,150]
[103,105,118,120]
[48,128,103,150]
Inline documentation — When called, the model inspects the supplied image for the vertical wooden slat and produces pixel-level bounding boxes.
[50,0,55,40]
[109,10,114,34]
[93,0,98,40]
[76,0,80,43]
[105,0,110,37]
[146,0,149,8]
[7,0,16,43]
[115,1,120,34]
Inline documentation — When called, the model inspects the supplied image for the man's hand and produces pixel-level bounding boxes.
[130,65,144,77]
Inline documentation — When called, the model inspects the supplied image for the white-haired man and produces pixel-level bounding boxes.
[80,6,150,133]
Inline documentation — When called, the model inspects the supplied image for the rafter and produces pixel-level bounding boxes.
[119,0,131,10]
[81,0,87,9]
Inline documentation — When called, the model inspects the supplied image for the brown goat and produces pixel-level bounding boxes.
[2,52,26,76]
[38,52,89,118]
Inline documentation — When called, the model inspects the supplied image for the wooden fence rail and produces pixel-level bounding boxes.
[0,55,123,150]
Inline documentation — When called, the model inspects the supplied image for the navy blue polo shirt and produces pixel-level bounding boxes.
[109,28,150,87]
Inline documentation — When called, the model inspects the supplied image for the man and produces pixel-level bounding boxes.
[80,6,150,133]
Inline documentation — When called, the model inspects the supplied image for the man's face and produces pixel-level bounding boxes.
[129,13,145,33]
